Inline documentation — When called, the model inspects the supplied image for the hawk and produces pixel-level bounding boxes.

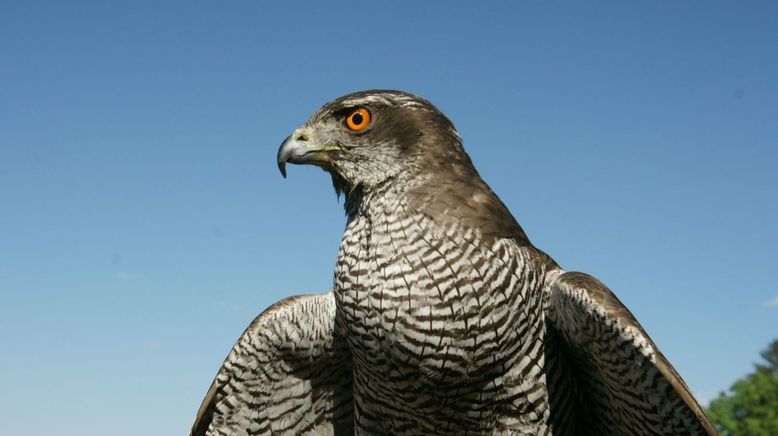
[191,90,716,435]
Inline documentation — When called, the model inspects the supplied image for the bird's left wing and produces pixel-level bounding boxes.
[191,292,353,436]
[543,271,716,435]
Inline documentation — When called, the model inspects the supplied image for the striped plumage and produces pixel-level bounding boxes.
[191,293,353,435]
[191,90,716,435]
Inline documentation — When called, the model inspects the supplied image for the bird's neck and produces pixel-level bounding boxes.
[342,175,413,223]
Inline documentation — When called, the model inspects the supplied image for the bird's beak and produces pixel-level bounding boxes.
[276,127,342,178]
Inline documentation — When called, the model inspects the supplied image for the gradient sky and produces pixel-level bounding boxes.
[1,1,777,435]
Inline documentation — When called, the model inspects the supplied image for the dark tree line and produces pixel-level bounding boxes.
[707,339,778,435]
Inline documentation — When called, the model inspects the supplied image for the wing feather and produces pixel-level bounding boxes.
[545,271,716,435]
[190,292,353,436]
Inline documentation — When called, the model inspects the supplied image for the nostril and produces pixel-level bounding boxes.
[295,133,309,142]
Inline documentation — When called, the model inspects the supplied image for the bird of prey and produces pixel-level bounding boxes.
[191,90,716,435]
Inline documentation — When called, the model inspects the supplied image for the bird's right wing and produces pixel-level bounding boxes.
[190,292,353,436]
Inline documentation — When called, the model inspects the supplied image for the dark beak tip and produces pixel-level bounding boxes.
[277,135,292,178]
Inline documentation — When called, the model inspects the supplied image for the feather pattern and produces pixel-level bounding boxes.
[190,293,353,436]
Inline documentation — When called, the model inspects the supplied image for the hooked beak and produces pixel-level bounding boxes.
[276,128,343,178]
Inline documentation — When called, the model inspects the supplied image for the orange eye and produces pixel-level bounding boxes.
[345,108,371,131]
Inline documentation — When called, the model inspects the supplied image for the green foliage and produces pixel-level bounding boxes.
[708,340,778,435]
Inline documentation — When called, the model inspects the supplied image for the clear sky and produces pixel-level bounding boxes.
[1,1,776,435]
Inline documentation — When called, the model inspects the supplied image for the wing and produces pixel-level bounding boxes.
[191,292,353,436]
[543,271,716,435]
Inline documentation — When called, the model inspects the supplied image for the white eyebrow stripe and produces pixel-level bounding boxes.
[341,93,429,110]
[340,95,394,107]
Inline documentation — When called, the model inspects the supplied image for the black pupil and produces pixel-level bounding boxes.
[351,113,363,125]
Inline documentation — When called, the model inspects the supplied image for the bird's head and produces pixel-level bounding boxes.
[277,89,529,241]
[277,90,470,198]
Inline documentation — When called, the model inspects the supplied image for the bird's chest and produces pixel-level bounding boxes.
[334,211,439,364]
[332,199,553,431]
[333,212,551,431]
[339,211,471,347]
[335,209,533,373]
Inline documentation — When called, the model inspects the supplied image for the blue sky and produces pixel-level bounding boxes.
[1,1,776,434]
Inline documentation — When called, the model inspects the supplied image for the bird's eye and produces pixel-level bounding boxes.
[345,108,371,132]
